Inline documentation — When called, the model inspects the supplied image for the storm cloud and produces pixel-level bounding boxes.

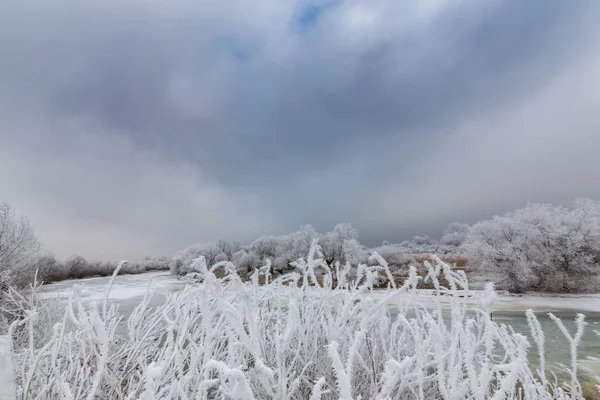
[2,0,600,259]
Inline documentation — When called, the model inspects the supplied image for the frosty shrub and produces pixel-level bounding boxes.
[0,204,41,288]
[370,244,416,270]
[2,241,596,399]
[463,199,600,293]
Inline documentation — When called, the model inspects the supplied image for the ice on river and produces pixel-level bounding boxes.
[36,271,185,302]
[35,272,600,376]
[37,271,600,314]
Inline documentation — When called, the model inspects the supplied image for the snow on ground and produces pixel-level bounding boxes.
[0,335,15,400]
[36,271,185,302]
[495,292,600,313]
[357,288,600,314]
[37,271,600,314]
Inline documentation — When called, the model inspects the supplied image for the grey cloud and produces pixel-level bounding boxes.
[360,36,600,244]
[0,101,273,259]
[1,0,600,257]
[3,1,584,174]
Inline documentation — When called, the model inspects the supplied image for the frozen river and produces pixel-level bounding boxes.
[37,271,600,378]
[37,271,186,321]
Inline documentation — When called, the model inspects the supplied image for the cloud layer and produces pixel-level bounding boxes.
[2,0,600,259]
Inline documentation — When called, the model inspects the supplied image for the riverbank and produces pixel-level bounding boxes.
[15,265,600,399]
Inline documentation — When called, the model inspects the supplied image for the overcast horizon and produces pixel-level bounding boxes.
[2,1,600,260]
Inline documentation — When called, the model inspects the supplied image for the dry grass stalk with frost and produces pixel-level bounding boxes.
[1,240,597,399]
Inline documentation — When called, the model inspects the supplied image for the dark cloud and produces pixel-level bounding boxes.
[1,0,600,258]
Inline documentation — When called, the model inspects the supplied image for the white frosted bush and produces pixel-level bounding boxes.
[463,199,600,293]
[1,244,597,399]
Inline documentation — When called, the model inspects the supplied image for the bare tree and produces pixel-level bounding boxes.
[215,239,234,259]
[34,253,68,283]
[64,255,90,280]
[320,223,366,266]
[0,204,41,287]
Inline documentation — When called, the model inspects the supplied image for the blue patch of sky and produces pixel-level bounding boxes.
[292,0,341,34]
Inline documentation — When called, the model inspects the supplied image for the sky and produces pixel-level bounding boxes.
[2,0,600,260]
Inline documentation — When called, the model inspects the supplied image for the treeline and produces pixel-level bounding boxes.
[0,203,169,288]
[169,199,600,294]
[169,223,467,281]
[2,198,600,293]
[35,254,170,283]
[3,250,170,289]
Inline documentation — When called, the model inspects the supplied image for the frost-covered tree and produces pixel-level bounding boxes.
[396,235,440,254]
[272,226,319,273]
[171,241,237,276]
[289,225,318,258]
[320,223,367,266]
[35,253,68,283]
[64,255,91,280]
[169,243,211,275]
[215,239,236,260]
[95,261,118,276]
[440,222,470,249]
[463,199,600,293]
[138,256,170,272]
[231,249,261,274]
[0,204,41,287]
[249,236,278,261]
[118,261,147,275]
[202,243,224,266]
[370,244,415,269]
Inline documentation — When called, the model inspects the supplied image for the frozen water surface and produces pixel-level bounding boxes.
[37,272,600,377]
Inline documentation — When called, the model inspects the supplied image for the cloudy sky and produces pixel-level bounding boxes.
[2,0,600,260]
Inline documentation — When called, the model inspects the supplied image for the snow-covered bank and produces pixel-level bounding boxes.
[37,270,600,314]
[494,292,600,313]
[371,289,600,313]
[7,254,598,399]
[34,270,600,378]
[36,271,185,302]
[0,335,15,400]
